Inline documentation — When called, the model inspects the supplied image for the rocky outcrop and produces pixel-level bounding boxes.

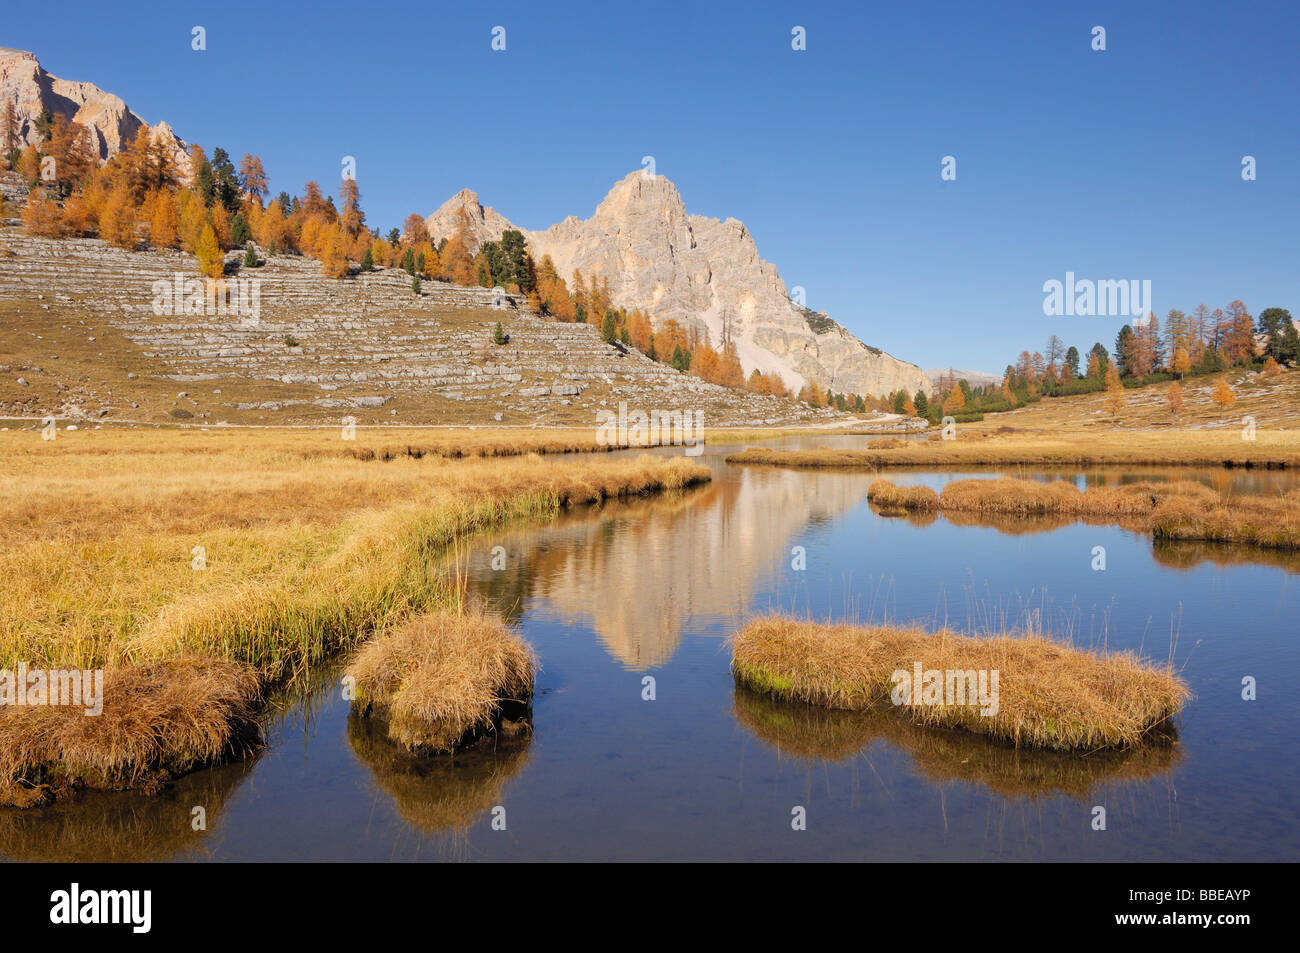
[426,172,928,398]
[0,48,190,178]
[426,189,516,253]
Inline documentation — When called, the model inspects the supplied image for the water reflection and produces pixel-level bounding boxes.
[733,689,1182,801]
[1151,538,1300,574]
[464,466,874,669]
[0,758,255,862]
[346,714,531,835]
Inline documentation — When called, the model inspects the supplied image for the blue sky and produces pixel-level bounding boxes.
[10,0,1299,373]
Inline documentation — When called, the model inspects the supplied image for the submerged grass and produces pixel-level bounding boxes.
[729,615,1189,750]
[346,611,536,752]
[868,476,1300,550]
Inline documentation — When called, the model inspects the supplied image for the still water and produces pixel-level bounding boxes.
[3,440,1296,861]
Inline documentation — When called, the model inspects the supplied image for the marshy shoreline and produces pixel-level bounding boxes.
[0,424,1277,817]
[0,427,711,807]
[726,429,1300,470]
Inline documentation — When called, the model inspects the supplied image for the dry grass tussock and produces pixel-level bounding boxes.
[865,481,940,511]
[346,612,536,752]
[0,657,261,807]
[730,616,1188,750]
[868,477,1300,550]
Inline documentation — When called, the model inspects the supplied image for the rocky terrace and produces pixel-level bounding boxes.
[0,224,839,429]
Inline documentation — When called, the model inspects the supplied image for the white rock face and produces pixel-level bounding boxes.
[0,48,191,178]
[426,171,927,398]
[426,188,517,250]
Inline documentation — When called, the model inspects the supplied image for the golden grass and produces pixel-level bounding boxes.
[1149,490,1300,549]
[0,427,710,674]
[726,428,1300,470]
[732,688,1181,799]
[0,657,262,806]
[938,476,1215,516]
[0,428,708,802]
[866,481,939,511]
[346,612,535,752]
[729,615,1189,750]
[868,477,1300,550]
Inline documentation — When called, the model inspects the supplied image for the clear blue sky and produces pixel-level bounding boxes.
[11,0,1299,372]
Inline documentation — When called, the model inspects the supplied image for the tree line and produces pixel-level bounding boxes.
[926,304,1295,424]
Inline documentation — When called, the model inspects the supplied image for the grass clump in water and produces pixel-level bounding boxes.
[729,615,1189,751]
[0,657,262,808]
[345,611,536,753]
[866,481,939,511]
[866,477,1300,551]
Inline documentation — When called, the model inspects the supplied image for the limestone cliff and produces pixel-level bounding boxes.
[0,48,190,177]
[427,172,927,397]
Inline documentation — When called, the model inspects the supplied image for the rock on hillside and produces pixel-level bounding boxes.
[426,189,518,252]
[426,172,929,400]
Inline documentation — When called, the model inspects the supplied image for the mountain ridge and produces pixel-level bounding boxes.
[2,48,926,400]
[427,172,928,398]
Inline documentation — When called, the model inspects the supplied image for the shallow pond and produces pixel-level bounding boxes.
[3,439,1296,861]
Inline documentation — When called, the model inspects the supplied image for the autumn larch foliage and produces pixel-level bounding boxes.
[941,386,965,414]
[21,190,66,238]
[1104,364,1125,421]
[149,190,179,248]
[98,186,137,249]
[320,224,348,278]
[1211,377,1236,418]
[1165,379,1183,423]
[195,224,224,279]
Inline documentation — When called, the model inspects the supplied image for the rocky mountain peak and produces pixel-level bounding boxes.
[425,188,514,253]
[423,173,925,397]
[594,170,687,216]
[1,49,136,159]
